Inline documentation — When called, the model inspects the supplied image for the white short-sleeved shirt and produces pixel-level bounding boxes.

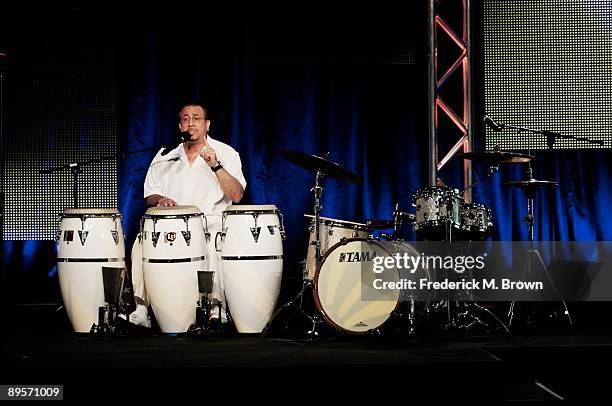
[143,136,247,218]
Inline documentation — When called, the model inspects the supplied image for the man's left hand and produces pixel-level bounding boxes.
[200,140,218,168]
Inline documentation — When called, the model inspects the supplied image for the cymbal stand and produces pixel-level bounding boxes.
[437,206,510,335]
[459,163,499,197]
[262,169,326,339]
[507,167,573,329]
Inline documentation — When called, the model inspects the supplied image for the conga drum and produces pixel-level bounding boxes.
[141,205,209,334]
[56,209,125,333]
[217,205,284,333]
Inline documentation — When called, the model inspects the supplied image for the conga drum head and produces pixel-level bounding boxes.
[144,205,201,216]
[62,208,122,216]
[224,204,278,211]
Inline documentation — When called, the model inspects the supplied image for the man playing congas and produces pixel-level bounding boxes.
[129,101,246,328]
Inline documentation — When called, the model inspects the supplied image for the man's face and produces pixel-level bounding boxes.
[178,105,210,142]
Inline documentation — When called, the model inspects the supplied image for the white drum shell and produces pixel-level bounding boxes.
[223,259,283,333]
[304,215,370,281]
[57,213,125,333]
[219,206,283,333]
[220,210,283,257]
[315,239,424,334]
[141,214,208,333]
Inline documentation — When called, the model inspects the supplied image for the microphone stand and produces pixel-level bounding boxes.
[491,122,604,149]
[39,145,172,209]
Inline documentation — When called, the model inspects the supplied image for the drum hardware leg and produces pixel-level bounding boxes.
[454,302,511,336]
[507,248,573,330]
[91,304,120,336]
[214,300,224,337]
[507,179,573,330]
[368,328,383,337]
[438,301,511,336]
[187,298,209,337]
[261,278,308,337]
[90,306,107,335]
[188,271,224,338]
[187,297,218,338]
[261,278,323,339]
[263,169,328,339]
[469,302,511,336]
[405,299,419,337]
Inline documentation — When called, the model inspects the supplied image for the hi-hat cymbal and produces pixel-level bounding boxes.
[458,150,535,163]
[504,178,558,189]
[504,178,558,198]
[280,150,362,183]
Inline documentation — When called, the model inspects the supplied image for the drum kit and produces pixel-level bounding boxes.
[264,146,570,337]
[55,145,569,338]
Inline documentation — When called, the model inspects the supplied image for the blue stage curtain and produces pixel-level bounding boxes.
[4,8,612,300]
[115,24,612,289]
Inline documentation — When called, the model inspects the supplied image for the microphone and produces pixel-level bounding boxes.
[161,131,191,156]
[484,115,504,132]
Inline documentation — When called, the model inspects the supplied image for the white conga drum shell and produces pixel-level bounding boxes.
[57,209,125,333]
[220,205,283,257]
[141,205,208,333]
[220,205,284,333]
[143,263,200,333]
[222,259,283,333]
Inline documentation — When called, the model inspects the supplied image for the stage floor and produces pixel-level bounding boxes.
[3,304,612,401]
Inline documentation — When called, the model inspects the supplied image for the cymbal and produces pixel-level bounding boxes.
[504,178,558,189]
[280,150,361,183]
[504,178,558,198]
[458,150,535,163]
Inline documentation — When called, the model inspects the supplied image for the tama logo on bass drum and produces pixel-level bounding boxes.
[338,251,377,263]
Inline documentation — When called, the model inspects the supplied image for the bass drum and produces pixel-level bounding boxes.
[313,238,424,334]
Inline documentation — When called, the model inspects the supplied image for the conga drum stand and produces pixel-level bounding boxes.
[91,267,130,336]
[187,271,224,338]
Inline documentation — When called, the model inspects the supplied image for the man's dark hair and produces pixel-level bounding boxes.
[178,101,208,120]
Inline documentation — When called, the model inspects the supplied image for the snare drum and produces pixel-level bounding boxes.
[217,205,284,333]
[460,203,493,240]
[412,186,462,238]
[141,205,209,334]
[56,209,125,333]
[314,238,426,334]
[304,215,370,280]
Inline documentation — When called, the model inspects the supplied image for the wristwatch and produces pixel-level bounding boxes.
[211,162,223,172]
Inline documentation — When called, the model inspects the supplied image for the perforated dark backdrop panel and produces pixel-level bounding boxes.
[484,0,612,150]
[3,23,117,240]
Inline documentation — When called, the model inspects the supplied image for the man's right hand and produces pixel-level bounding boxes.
[157,197,177,207]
